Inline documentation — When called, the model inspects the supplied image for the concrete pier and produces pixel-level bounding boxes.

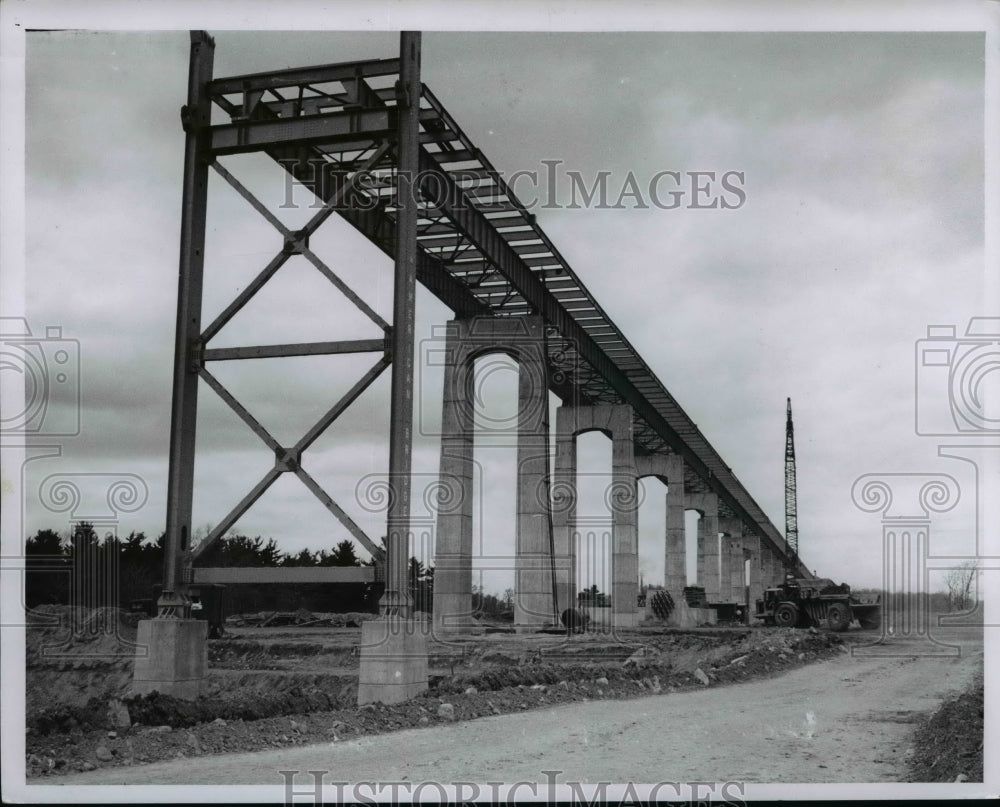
[689,492,719,602]
[728,533,745,603]
[719,515,740,602]
[719,517,745,605]
[132,619,207,700]
[553,404,639,628]
[662,454,687,604]
[357,618,429,705]
[552,407,578,617]
[762,544,782,587]
[433,316,555,633]
[745,532,764,608]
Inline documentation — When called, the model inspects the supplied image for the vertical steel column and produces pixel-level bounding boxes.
[380,31,421,617]
[159,31,214,617]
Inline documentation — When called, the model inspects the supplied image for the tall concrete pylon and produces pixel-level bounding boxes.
[433,315,555,633]
[552,404,639,629]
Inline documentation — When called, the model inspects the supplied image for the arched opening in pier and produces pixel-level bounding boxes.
[470,352,519,616]
[637,476,667,598]
[684,509,725,595]
[574,429,613,612]
[685,509,700,586]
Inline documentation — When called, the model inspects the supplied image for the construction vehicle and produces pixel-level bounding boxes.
[754,399,881,631]
[756,576,881,631]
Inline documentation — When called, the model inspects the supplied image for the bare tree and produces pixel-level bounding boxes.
[946,560,979,611]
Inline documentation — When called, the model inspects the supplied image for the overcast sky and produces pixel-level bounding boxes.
[6,10,996,595]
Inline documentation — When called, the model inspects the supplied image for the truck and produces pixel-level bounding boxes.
[755,577,881,632]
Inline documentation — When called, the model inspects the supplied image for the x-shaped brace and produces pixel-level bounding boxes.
[189,141,396,562]
[202,141,393,343]
[192,354,389,562]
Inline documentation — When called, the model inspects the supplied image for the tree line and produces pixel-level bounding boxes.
[25,524,978,621]
[24,523,434,616]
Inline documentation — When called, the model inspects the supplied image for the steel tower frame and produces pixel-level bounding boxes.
[158,31,423,617]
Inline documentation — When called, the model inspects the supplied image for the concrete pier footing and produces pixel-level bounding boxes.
[357,618,429,705]
[132,618,207,700]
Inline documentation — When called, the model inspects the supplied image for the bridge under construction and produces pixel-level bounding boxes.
[136,31,813,704]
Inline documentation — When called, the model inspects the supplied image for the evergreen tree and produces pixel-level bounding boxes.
[321,539,360,567]
[25,528,63,556]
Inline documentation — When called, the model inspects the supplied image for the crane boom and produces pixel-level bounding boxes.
[784,397,798,575]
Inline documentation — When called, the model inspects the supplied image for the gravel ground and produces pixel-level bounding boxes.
[24,607,851,778]
[48,626,985,786]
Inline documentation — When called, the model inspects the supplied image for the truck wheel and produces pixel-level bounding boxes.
[826,602,851,632]
[774,603,798,628]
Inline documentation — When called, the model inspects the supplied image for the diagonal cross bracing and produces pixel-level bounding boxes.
[183,133,397,564]
[202,143,392,342]
[192,356,390,561]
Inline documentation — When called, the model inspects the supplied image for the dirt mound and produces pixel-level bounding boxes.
[28,676,357,737]
[227,611,378,628]
[125,685,354,728]
[906,675,983,782]
[26,606,143,717]
[27,606,141,665]
[208,640,332,670]
[439,628,841,695]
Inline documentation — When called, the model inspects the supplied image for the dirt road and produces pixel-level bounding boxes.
[54,629,982,786]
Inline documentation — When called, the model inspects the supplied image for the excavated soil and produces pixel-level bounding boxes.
[25,606,854,778]
[906,673,984,783]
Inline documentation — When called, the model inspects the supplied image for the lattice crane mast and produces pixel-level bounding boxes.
[784,397,798,577]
